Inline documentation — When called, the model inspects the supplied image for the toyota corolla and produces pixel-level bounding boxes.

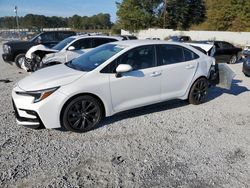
[12,40,219,132]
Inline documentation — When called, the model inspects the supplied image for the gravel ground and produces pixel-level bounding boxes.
[0,45,250,188]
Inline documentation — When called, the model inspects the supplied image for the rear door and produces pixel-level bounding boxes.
[157,45,199,100]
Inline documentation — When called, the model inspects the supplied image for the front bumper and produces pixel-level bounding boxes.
[2,53,14,63]
[12,99,43,128]
[12,86,67,129]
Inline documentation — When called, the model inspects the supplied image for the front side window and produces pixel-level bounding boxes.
[117,45,155,71]
[66,44,124,72]
[71,38,91,50]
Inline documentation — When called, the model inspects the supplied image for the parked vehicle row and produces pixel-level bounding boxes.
[23,36,123,72]
[0,32,239,133]
[2,31,76,68]
[12,40,220,132]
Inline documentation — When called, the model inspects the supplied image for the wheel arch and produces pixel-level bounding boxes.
[60,93,106,123]
[187,76,208,98]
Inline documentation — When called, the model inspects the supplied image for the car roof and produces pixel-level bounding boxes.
[69,35,123,41]
[110,40,192,48]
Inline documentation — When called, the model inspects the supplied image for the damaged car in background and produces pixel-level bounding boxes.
[12,40,235,133]
[22,36,123,72]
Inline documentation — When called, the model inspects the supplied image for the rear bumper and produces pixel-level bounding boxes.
[2,53,14,63]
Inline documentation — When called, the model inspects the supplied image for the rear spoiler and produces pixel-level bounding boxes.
[185,42,216,57]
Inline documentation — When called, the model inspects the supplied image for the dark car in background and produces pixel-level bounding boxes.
[168,35,192,42]
[2,31,76,68]
[202,41,242,64]
[243,58,250,77]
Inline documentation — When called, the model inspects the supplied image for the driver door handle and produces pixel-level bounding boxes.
[150,71,161,77]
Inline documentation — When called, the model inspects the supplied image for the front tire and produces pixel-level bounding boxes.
[61,95,103,133]
[14,54,25,68]
[188,78,209,105]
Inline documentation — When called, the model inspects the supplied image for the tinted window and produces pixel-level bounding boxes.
[92,38,117,48]
[183,48,199,61]
[57,32,75,40]
[40,32,55,42]
[117,45,155,71]
[221,42,233,49]
[128,36,137,40]
[158,45,185,65]
[71,38,91,50]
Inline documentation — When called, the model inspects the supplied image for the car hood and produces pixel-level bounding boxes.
[25,44,58,59]
[5,40,33,48]
[18,64,86,91]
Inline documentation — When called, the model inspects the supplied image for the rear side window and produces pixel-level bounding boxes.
[40,32,55,42]
[157,45,185,65]
[57,32,75,41]
[92,38,117,48]
[183,48,199,61]
[221,42,233,49]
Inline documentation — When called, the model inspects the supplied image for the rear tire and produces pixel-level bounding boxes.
[61,95,103,133]
[188,78,209,105]
[229,55,237,64]
[14,54,25,68]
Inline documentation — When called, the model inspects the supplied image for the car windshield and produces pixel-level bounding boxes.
[52,37,75,51]
[66,44,125,71]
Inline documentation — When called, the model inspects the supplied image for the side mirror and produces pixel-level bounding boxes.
[68,46,75,51]
[115,64,133,78]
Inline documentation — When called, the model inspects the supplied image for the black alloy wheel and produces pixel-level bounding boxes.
[62,95,103,132]
[189,78,209,105]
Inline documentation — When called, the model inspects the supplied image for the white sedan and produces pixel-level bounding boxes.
[24,35,123,71]
[12,40,219,132]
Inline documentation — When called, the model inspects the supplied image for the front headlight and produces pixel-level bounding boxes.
[3,44,11,54]
[16,87,59,103]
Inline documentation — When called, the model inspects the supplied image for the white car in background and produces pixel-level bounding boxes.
[12,40,220,132]
[24,35,123,71]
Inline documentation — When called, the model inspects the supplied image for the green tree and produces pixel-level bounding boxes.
[194,0,250,31]
[116,0,162,31]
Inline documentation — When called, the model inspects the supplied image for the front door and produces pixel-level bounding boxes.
[65,38,92,62]
[109,45,161,113]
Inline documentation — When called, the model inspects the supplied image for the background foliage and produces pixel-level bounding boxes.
[1,0,250,32]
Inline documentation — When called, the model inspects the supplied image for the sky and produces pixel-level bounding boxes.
[0,0,121,22]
